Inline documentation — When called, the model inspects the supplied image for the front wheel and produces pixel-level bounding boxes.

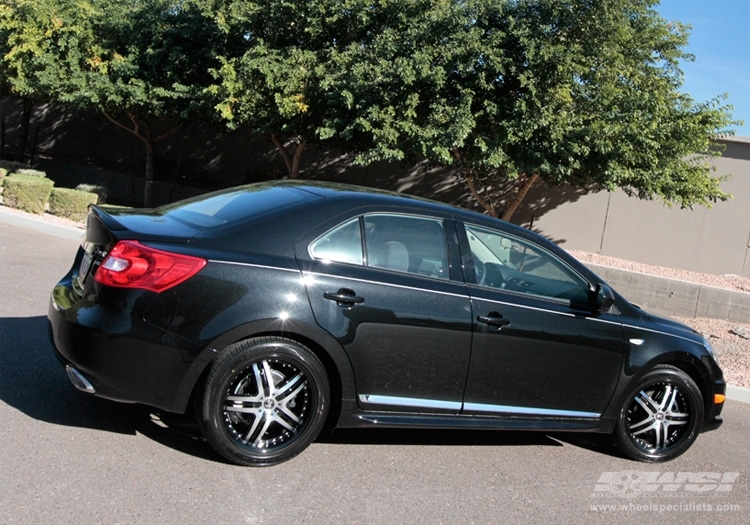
[198,337,329,466]
[613,365,703,462]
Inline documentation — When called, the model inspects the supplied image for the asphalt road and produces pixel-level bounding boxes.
[1,222,748,524]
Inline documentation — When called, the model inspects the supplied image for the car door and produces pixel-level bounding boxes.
[297,212,473,414]
[458,221,625,417]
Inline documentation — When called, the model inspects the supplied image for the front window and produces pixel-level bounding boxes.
[464,224,589,304]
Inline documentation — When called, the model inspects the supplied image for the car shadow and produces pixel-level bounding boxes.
[0,315,626,464]
[0,314,223,463]
[321,427,626,460]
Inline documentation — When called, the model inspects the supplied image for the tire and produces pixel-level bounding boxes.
[198,336,330,466]
[613,365,703,462]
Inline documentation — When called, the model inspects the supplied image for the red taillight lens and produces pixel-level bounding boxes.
[94,240,206,292]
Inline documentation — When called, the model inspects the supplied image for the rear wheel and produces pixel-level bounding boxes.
[613,365,703,462]
[198,337,329,466]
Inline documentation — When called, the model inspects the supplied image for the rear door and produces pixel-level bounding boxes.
[298,212,473,414]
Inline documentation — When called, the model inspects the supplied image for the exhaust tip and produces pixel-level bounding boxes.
[66,366,95,394]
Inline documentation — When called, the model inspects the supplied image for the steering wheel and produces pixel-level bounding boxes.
[473,259,486,285]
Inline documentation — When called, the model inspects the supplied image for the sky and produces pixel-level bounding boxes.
[656,0,750,137]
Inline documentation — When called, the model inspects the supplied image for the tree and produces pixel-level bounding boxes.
[211,0,736,218]
[0,0,62,162]
[330,0,739,220]
[209,0,348,177]
[1,0,227,206]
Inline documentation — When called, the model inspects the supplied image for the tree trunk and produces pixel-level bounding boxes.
[272,134,307,178]
[465,171,499,217]
[101,110,181,207]
[501,173,540,222]
[16,99,33,163]
[143,140,155,207]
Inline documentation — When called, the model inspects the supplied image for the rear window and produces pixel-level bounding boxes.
[155,185,308,228]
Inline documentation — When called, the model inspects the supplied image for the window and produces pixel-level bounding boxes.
[364,214,448,279]
[464,224,589,303]
[309,214,449,279]
[309,218,363,265]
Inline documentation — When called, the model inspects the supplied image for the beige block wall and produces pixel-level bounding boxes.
[528,138,750,278]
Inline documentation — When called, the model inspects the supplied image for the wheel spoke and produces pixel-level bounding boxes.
[275,372,304,399]
[242,411,271,446]
[258,361,273,397]
[636,390,660,413]
[629,418,657,436]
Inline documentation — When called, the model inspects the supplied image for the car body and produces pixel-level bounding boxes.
[48,180,725,465]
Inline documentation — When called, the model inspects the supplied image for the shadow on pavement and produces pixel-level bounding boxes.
[0,314,222,463]
[322,427,626,460]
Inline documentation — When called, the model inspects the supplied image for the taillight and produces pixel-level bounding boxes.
[94,240,206,292]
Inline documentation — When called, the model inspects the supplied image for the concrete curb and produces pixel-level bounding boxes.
[0,207,84,241]
[726,384,750,404]
[1,205,748,405]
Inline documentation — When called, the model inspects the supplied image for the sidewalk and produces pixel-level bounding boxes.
[2,204,748,404]
[0,205,84,241]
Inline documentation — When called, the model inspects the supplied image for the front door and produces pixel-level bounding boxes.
[458,222,625,417]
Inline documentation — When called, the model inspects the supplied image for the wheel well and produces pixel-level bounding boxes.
[662,359,712,424]
[189,331,344,431]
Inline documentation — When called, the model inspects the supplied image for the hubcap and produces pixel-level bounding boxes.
[626,382,690,452]
[223,358,310,450]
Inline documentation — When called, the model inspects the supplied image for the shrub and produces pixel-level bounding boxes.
[0,160,28,172]
[49,187,98,222]
[2,175,54,214]
[14,168,47,177]
[0,167,8,179]
[75,183,108,204]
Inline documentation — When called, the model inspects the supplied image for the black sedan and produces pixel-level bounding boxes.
[48,181,725,466]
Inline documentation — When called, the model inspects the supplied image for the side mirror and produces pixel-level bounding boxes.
[598,284,615,313]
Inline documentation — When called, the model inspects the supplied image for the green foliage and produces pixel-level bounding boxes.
[75,183,108,204]
[49,187,98,222]
[2,174,54,214]
[2,0,740,217]
[0,0,231,206]
[211,0,738,216]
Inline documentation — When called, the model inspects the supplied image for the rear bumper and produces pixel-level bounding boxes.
[47,283,207,413]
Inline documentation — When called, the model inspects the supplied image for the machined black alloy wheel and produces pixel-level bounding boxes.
[199,337,329,466]
[614,365,703,462]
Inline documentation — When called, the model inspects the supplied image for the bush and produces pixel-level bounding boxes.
[14,168,47,177]
[49,187,98,222]
[0,160,28,172]
[75,183,108,204]
[2,175,54,214]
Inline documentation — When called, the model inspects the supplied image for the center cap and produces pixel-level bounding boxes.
[263,398,276,410]
[655,412,665,421]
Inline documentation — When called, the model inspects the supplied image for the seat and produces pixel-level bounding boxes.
[383,241,409,272]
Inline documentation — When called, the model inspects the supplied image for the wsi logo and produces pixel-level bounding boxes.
[593,471,740,498]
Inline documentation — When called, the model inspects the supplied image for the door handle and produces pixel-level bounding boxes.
[477,312,511,328]
[324,289,365,306]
